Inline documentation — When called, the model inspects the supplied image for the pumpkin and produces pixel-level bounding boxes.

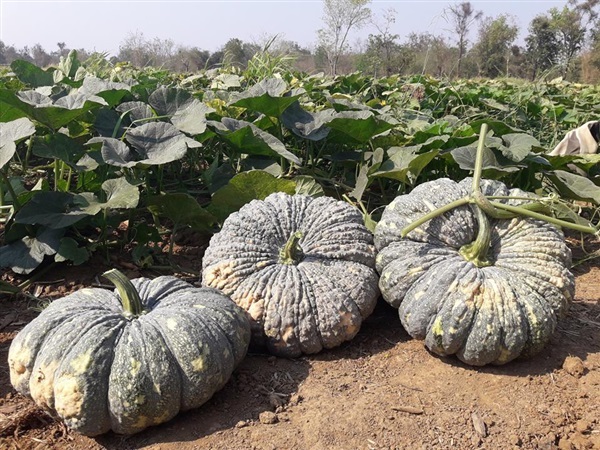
[201,192,380,357]
[374,178,574,366]
[8,270,251,436]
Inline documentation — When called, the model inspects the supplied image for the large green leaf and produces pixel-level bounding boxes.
[208,170,296,222]
[373,147,439,185]
[32,133,84,165]
[230,78,300,117]
[548,170,600,204]
[211,118,301,165]
[148,86,192,116]
[326,111,395,144]
[171,99,214,135]
[15,191,91,228]
[79,77,131,107]
[451,146,520,173]
[116,101,156,123]
[125,122,189,165]
[10,60,55,87]
[74,178,140,215]
[500,133,540,162]
[147,193,216,233]
[0,118,35,169]
[87,136,136,167]
[281,102,332,141]
[0,227,63,274]
[54,237,89,265]
[0,89,103,129]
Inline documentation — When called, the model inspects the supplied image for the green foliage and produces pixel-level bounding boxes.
[0,53,598,277]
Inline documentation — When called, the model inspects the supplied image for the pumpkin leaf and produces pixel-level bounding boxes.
[15,191,92,228]
[147,193,216,233]
[209,170,296,222]
[10,60,55,87]
[500,133,539,162]
[0,227,64,274]
[171,99,214,135]
[230,78,300,117]
[87,136,137,167]
[326,111,395,144]
[54,237,89,265]
[210,118,301,165]
[125,122,189,165]
[547,170,600,204]
[32,133,84,165]
[74,178,140,215]
[0,118,36,169]
[116,101,156,123]
[281,101,332,141]
[451,146,520,172]
[373,148,439,185]
[148,86,192,116]
[294,175,325,197]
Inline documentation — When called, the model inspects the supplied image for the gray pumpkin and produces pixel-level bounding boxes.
[201,192,380,357]
[8,272,251,436]
[375,178,574,366]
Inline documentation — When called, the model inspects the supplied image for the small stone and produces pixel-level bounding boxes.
[557,437,574,450]
[563,356,585,378]
[235,420,249,428]
[259,411,279,424]
[575,419,592,434]
[509,434,522,446]
[471,435,482,447]
[289,393,303,406]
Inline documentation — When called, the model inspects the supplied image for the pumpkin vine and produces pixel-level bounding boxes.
[401,123,600,240]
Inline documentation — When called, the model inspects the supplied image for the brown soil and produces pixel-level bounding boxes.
[1,237,599,450]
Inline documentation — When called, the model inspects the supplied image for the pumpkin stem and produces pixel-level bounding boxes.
[459,206,492,267]
[102,269,144,319]
[279,231,304,265]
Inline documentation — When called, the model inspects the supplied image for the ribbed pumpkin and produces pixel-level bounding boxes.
[8,271,251,436]
[374,178,574,366]
[201,192,380,357]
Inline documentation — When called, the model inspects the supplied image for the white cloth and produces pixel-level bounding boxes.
[549,120,600,156]
[548,121,600,156]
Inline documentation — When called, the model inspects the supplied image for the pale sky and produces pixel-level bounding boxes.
[0,1,570,56]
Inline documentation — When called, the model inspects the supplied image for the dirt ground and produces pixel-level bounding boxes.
[0,235,599,450]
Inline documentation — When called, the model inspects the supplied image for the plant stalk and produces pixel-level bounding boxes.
[279,231,304,265]
[102,268,144,318]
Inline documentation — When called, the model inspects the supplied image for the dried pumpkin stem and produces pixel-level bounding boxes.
[279,231,304,265]
[102,268,144,319]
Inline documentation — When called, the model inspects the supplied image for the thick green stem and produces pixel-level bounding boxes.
[471,123,488,193]
[400,197,471,238]
[459,206,493,267]
[488,201,599,235]
[102,268,144,319]
[279,231,304,265]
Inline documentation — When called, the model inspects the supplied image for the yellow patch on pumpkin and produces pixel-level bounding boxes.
[191,356,205,372]
[166,318,178,330]
[70,352,92,374]
[29,360,59,411]
[130,359,142,376]
[54,374,84,419]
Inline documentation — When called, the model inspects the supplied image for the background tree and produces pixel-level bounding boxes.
[549,5,587,77]
[358,8,406,76]
[317,0,372,75]
[405,32,457,77]
[444,1,482,77]
[472,15,519,78]
[525,15,560,79]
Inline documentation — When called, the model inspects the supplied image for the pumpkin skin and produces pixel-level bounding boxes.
[8,276,251,436]
[201,192,380,357]
[375,178,574,366]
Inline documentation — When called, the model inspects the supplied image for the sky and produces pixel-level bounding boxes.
[0,0,571,57]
